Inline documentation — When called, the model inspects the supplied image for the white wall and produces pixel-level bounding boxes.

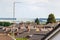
[50,31,60,40]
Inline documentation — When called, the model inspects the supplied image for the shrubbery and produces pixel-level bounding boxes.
[0,22,12,27]
[16,38,28,40]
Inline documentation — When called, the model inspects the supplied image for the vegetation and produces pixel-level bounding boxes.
[46,13,56,24]
[26,21,31,25]
[35,18,40,25]
[0,22,12,27]
[16,38,28,40]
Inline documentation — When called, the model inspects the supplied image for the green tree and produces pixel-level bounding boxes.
[0,22,12,27]
[3,22,11,27]
[46,13,56,24]
[35,18,40,25]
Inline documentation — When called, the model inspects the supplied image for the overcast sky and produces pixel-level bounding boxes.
[0,0,60,18]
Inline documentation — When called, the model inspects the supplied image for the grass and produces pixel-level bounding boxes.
[16,38,28,40]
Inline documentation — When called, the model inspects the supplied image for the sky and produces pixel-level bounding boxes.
[0,0,60,18]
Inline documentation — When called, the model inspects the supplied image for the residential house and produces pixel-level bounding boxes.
[41,24,60,40]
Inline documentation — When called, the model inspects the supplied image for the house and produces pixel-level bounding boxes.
[0,27,14,40]
[41,24,60,40]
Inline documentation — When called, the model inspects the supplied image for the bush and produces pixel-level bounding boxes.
[0,22,12,27]
[16,38,28,40]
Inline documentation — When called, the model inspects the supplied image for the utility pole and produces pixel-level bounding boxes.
[12,2,22,40]
[13,2,15,19]
[12,2,15,40]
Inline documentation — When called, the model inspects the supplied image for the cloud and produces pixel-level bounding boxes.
[0,0,60,18]
[24,0,48,4]
[28,6,40,11]
[15,0,48,4]
[0,0,15,18]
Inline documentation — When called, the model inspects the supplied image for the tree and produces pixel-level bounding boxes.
[0,22,12,27]
[35,18,40,25]
[46,13,56,24]
[3,22,11,27]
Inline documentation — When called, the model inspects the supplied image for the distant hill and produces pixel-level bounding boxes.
[16,18,60,23]
[0,18,16,20]
[0,18,60,23]
[39,18,60,22]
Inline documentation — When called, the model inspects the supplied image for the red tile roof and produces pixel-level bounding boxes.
[0,34,13,40]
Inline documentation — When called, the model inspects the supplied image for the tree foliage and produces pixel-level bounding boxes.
[0,22,12,27]
[46,13,56,24]
[35,18,40,25]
